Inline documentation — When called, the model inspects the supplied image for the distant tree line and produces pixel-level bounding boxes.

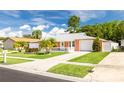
[67,16,124,42]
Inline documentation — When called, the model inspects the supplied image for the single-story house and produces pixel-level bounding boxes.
[53,33,119,52]
[4,37,41,50]
[120,40,124,47]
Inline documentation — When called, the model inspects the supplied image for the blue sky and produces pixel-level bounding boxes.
[0,10,124,37]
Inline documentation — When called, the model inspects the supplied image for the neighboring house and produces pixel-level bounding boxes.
[120,40,124,47]
[4,37,41,50]
[53,33,119,52]
[0,41,3,48]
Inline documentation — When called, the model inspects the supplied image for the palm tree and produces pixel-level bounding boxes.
[32,30,42,39]
[67,15,80,33]
[40,38,56,54]
[13,41,28,52]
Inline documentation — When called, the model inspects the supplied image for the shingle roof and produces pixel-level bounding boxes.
[54,33,107,42]
[9,37,41,43]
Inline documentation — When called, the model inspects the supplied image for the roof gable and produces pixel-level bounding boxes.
[9,37,41,42]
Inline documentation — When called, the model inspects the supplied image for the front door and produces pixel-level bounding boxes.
[68,41,74,52]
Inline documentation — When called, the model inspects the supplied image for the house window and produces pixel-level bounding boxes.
[61,42,64,47]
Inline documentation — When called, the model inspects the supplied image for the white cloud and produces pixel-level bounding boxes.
[70,10,106,22]
[0,27,23,37]
[42,31,55,39]
[61,24,66,27]
[32,25,49,31]
[32,18,56,26]
[47,16,63,19]
[20,25,31,30]
[2,11,20,18]
[49,27,66,35]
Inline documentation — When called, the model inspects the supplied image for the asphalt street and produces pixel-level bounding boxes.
[0,67,70,82]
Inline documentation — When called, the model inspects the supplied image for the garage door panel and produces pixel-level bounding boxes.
[102,42,111,52]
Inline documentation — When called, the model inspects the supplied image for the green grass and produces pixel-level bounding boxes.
[69,52,110,64]
[6,52,66,59]
[0,49,17,53]
[48,63,93,78]
[0,49,2,52]
[0,57,32,64]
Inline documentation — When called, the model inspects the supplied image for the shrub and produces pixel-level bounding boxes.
[120,46,124,52]
[25,48,39,53]
[92,37,102,52]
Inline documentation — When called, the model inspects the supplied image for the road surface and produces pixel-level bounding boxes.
[0,67,70,82]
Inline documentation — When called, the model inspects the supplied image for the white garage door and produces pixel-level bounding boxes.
[102,42,111,52]
[80,40,93,51]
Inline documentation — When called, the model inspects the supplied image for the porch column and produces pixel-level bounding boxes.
[75,39,80,51]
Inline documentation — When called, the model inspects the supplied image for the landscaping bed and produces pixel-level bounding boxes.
[68,52,109,64]
[0,57,32,64]
[48,63,93,78]
[7,52,67,59]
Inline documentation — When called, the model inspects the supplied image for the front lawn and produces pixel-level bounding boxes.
[48,63,93,78]
[7,52,67,59]
[69,52,109,64]
[0,57,32,64]
[0,49,17,53]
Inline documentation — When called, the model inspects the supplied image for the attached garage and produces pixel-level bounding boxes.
[79,39,119,52]
[79,39,93,51]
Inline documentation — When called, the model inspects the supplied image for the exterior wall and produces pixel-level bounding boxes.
[4,39,15,49]
[79,39,93,51]
[121,40,124,46]
[75,40,80,51]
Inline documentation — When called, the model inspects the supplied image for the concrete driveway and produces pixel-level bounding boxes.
[83,52,124,82]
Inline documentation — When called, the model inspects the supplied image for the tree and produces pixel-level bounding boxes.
[67,15,80,33]
[23,34,32,38]
[92,37,101,52]
[14,41,28,52]
[79,20,124,42]
[47,38,56,52]
[40,38,56,54]
[32,30,42,39]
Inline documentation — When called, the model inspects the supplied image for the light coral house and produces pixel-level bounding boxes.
[54,33,118,52]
